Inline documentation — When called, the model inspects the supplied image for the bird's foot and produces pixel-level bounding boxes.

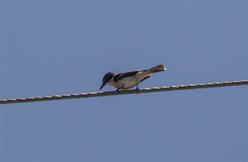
[136,85,140,94]
[115,89,121,94]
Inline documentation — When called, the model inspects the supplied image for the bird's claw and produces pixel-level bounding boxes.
[115,89,121,94]
[136,86,140,94]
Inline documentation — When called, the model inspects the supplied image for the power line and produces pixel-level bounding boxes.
[0,80,247,105]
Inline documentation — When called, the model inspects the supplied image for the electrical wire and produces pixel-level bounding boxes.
[0,80,247,105]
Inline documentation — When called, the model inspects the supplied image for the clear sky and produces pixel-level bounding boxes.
[0,0,247,161]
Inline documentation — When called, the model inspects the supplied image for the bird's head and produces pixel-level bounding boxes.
[100,72,115,90]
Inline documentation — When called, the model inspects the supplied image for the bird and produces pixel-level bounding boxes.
[100,64,166,92]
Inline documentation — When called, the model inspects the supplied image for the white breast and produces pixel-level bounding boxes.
[108,71,151,89]
[117,76,139,89]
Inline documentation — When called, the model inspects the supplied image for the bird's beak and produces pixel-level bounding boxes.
[100,82,107,90]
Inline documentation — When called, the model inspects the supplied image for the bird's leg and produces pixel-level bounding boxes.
[115,88,121,94]
[135,76,150,94]
[136,84,140,94]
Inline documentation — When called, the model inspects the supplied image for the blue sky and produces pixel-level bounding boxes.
[0,0,247,161]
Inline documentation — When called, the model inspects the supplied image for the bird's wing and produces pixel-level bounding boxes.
[113,71,139,81]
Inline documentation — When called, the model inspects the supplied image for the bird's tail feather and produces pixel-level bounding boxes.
[148,64,166,73]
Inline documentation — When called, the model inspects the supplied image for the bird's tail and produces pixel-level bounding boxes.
[148,64,166,73]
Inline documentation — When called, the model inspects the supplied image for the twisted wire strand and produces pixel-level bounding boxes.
[0,80,247,105]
